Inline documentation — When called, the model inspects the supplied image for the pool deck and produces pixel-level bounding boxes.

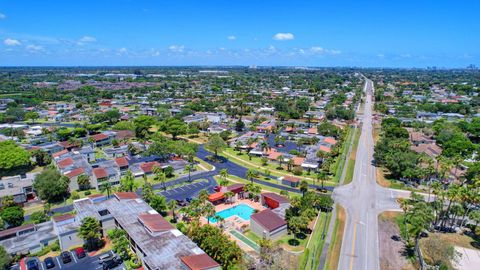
[202,198,265,227]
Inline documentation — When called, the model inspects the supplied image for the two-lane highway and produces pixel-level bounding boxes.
[333,78,401,270]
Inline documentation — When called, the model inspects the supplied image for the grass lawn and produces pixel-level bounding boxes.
[343,127,361,184]
[333,126,354,183]
[303,211,330,270]
[222,148,336,187]
[213,174,300,197]
[324,205,346,270]
[194,157,214,171]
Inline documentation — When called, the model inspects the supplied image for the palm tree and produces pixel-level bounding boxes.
[317,171,328,190]
[168,199,178,222]
[276,155,284,169]
[219,168,229,184]
[224,191,235,204]
[440,184,461,228]
[299,180,308,196]
[100,182,112,198]
[198,189,209,203]
[246,169,256,183]
[154,168,167,190]
[203,203,216,225]
[287,159,294,172]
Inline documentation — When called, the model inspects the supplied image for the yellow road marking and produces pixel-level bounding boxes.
[349,223,358,270]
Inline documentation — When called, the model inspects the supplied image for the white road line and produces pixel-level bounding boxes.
[40,260,45,270]
[72,251,78,263]
[56,257,62,269]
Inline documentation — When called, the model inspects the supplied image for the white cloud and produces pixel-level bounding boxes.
[26,44,44,52]
[227,35,236,40]
[310,46,324,53]
[0,12,5,19]
[169,45,185,53]
[273,33,294,41]
[118,47,128,54]
[4,38,21,46]
[79,36,97,43]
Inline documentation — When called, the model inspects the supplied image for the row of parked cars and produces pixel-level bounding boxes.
[22,248,121,270]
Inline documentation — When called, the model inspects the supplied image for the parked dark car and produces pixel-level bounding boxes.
[61,251,72,264]
[214,185,221,192]
[176,199,187,206]
[186,197,193,203]
[102,257,122,270]
[44,257,55,269]
[75,247,86,258]
[98,253,113,264]
[26,259,39,270]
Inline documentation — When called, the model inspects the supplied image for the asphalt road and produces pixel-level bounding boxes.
[333,78,402,270]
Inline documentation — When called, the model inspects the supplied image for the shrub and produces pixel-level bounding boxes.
[84,191,91,196]
[292,166,303,175]
[70,191,80,200]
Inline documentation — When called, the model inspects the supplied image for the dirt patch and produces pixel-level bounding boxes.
[379,212,415,270]
[376,167,391,188]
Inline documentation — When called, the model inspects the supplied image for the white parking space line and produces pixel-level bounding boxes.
[72,251,78,263]
[40,260,45,270]
[56,257,62,269]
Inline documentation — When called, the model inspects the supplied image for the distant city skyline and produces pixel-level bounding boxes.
[0,0,479,67]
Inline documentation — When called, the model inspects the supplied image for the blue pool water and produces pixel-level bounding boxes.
[208,204,255,223]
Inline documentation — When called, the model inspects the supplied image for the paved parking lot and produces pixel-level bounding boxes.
[22,251,124,270]
[159,179,215,201]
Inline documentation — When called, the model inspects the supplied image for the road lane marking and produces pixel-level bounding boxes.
[349,223,358,270]
[56,257,62,269]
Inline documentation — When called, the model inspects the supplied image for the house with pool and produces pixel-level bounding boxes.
[205,187,290,243]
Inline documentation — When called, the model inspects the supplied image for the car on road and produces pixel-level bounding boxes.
[61,251,72,264]
[44,257,55,269]
[98,253,113,264]
[26,259,39,270]
[75,247,86,258]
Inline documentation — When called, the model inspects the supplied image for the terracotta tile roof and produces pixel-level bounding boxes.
[52,214,75,223]
[115,157,129,167]
[138,213,173,232]
[319,145,332,153]
[65,167,85,178]
[268,151,283,160]
[57,157,74,169]
[283,175,300,183]
[251,209,287,232]
[323,137,337,145]
[227,184,245,193]
[140,161,161,173]
[292,156,305,166]
[93,167,108,179]
[262,192,289,204]
[92,133,108,142]
[52,149,68,158]
[114,192,139,200]
[180,254,220,270]
[307,127,317,134]
[115,130,134,140]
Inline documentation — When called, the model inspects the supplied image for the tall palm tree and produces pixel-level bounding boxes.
[246,169,256,183]
[198,189,209,203]
[219,168,229,184]
[168,199,178,222]
[317,171,328,190]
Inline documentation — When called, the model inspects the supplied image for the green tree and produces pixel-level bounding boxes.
[33,169,70,202]
[246,169,256,183]
[31,149,52,167]
[168,199,178,222]
[160,118,187,140]
[119,170,135,192]
[133,115,156,138]
[299,180,309,196]
[0,206,24,227]
[25,111,40,124]
[0,246,11,270]
[204,134,227,159]
[78,217,103,251]
[150,195,167,215]
[153,167,167,190]
[77,174,91,190]
[30,211,49,224]
[219,168,229,186]
[0,140,31,171]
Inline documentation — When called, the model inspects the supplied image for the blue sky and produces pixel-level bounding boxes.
[0,0,479,67]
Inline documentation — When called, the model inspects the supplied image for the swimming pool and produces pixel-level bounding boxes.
[208,204,255,223]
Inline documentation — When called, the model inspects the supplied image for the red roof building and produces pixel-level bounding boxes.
[113,192,139,200]
[52,149,68,158]
[65,167,85,178]
[57,157,74,169]
[93,167,108,179]
[180,254,220,270]
[208,192,225,203]
[140,161,161,174]
[115,157,129,168]
[261,193,289,209]
[250,209,287,240]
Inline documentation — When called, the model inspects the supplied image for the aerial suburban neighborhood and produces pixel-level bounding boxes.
[1,1,480,270]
